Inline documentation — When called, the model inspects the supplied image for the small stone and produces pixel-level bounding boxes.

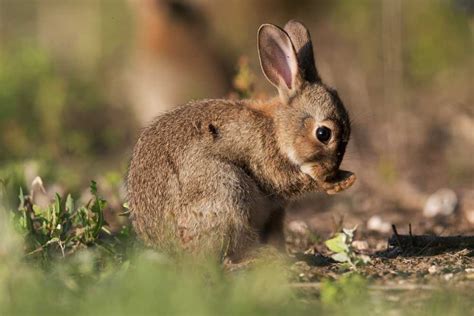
[466,273,474,280]
[465,210,474,224]
[287,220,311,250]
[423,188,458,218]
[428,265,438,274]
[443,273,454,281]
[465,268,474,280]
[352,240,369,251]
[367,215,391,233]
[287,220,310,236]
[375,241,388,251]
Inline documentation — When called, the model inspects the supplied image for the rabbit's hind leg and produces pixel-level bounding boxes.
[176,160,262,260]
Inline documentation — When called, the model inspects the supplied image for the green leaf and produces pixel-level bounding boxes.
[332,252,350,263]
[54,193,62,208]
[32,205,42,215]
[325,233,349,253]
[52,193,62,228]
[18,187,25,209]
[65,194,74,213]
[90,180,98,195]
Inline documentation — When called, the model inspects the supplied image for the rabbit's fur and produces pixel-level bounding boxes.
[127,20,355,260]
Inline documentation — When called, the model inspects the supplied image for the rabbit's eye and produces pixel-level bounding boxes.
[316,126,331,143]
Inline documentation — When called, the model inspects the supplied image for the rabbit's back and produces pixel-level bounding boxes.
[128,99,268,184]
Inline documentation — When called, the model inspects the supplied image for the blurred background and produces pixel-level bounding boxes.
[0,0,473,242]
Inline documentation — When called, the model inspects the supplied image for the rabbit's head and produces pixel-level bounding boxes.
[258,20,351,182]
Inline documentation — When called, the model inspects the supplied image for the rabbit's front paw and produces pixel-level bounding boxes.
[321,170,356,195]
[300,163,356,194]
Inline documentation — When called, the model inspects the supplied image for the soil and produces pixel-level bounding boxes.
[283,186,474,287]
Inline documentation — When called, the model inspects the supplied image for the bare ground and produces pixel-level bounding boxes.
[284,186,474,288]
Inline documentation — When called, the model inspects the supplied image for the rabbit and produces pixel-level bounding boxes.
[127,20,356,260]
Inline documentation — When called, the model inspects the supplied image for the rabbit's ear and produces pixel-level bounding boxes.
[284,20,320,83]
[258,24,303,99]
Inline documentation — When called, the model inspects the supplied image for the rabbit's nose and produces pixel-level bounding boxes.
[337,140,348,154]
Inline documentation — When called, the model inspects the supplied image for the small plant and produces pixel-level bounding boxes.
[232,56,256,99]
[11,180,114,261]
[324,227,371,269]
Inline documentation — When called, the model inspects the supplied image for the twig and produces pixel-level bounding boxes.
[391,224,404,250]
[409,223,415,247]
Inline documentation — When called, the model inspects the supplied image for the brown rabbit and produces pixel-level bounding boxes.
[127,20,356,260]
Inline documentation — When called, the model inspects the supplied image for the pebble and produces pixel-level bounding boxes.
[367,215,392,233]
[465,210,474,224]
[443,273,454,281]
[287,220,310,236]
[428,265,437,274]
[423,188,458,218]
[466,273,474,280]
[352,240,369,251]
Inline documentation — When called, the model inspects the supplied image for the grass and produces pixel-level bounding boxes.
[1,180,473,316]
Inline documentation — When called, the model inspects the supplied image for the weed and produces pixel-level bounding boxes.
[324,226,371,270]
[10,180,128,263]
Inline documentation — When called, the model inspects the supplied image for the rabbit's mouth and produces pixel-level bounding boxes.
[322,170,356,195]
